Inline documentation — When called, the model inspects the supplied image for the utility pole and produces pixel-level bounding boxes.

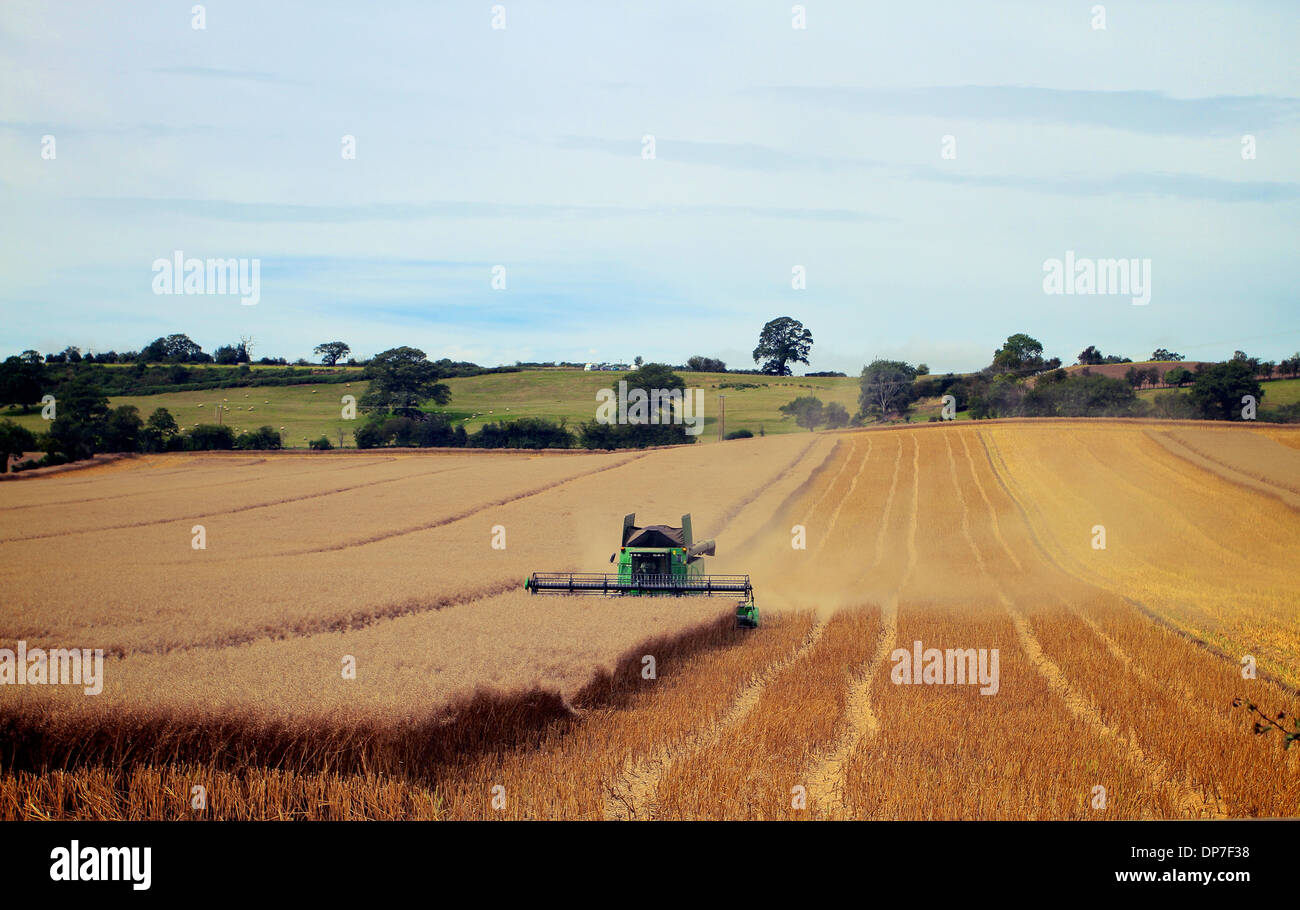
[717,395,725,442]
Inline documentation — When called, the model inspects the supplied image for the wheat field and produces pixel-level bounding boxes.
[1,421,1296,820]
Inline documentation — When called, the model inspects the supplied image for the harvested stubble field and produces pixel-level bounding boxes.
[1,421,1297,820]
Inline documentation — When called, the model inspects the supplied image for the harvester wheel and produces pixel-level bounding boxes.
[735,602,759,629]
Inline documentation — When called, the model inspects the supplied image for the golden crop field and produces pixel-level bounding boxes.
[0,421,1297,820]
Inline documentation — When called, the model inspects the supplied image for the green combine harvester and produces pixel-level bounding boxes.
[525,513,759,628]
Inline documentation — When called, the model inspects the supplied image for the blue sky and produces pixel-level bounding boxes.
[1,1,1297,373]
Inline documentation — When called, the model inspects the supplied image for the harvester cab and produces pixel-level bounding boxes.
[526,513,759,628]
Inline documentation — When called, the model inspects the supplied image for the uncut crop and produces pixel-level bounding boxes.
[1,422,1296,820]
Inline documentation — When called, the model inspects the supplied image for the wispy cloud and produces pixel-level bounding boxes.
[556,135,888,172]
[748,86,1300,136]
[0,120,215,136]
[149,65,304,86]
[81,196,893,224]
[909,167,1300,203]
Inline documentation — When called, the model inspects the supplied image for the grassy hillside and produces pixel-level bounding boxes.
[8,368,1290,449]
[439,369,861,441]
[1137,376,1300,407]
[2,369,863,447]
[3,381,366,448]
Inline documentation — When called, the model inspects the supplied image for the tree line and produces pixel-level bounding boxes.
[773,335,1300,430]
[0,349,703,470]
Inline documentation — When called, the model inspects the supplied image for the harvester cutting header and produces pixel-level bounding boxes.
[524,513,759,627]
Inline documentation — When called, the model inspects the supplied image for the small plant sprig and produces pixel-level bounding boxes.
[1232,697,1300,749]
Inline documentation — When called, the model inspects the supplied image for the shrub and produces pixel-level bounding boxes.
[355,414,464,448]
[309,436,333,450]
[823,401,850,429]
[1261,402,1300,424]
[185,424,236,450]
[1151,391,1197,420]
[471,418,572,449]
[235,426,283,450]
[724,429,754,439]
[577,421,695,450]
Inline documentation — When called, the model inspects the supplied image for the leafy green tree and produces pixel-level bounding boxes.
[972,373,1026,418]
[858,360,919,419]
[314,342,351,366]
[752,317,813,375]
[140,334,204,363]
[141,408,180,452]
[359,347,451,418]
[100,405,143,452]
[620,363,687,425]
[991,334,1048,375]
[40,373,109,460]
[1189,360,1263,420]
[1019,373,1136,417]
[1151,348,1184,361]
[213,344,240,365]
[57,375,110,423]
[0,358,45,411]
[823,401,850,429]
[1077,345,1104,365]
[1164,367,1192,387]
[686,356,727,373]
[0,420,37,473]
[780,395,825,431]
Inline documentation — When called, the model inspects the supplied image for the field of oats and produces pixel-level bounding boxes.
[0,421,1296,820]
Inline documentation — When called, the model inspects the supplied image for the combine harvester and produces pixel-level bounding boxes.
[525,513,759,628]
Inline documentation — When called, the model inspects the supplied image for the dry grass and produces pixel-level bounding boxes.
[1,422,1296,819]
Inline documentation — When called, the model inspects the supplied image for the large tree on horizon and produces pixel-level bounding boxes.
[359,347,450,419]
[991,333,1057,376]
[752,316,813,376]
[314,341,351,366]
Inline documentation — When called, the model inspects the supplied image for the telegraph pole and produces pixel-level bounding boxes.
[717,395,725,442]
